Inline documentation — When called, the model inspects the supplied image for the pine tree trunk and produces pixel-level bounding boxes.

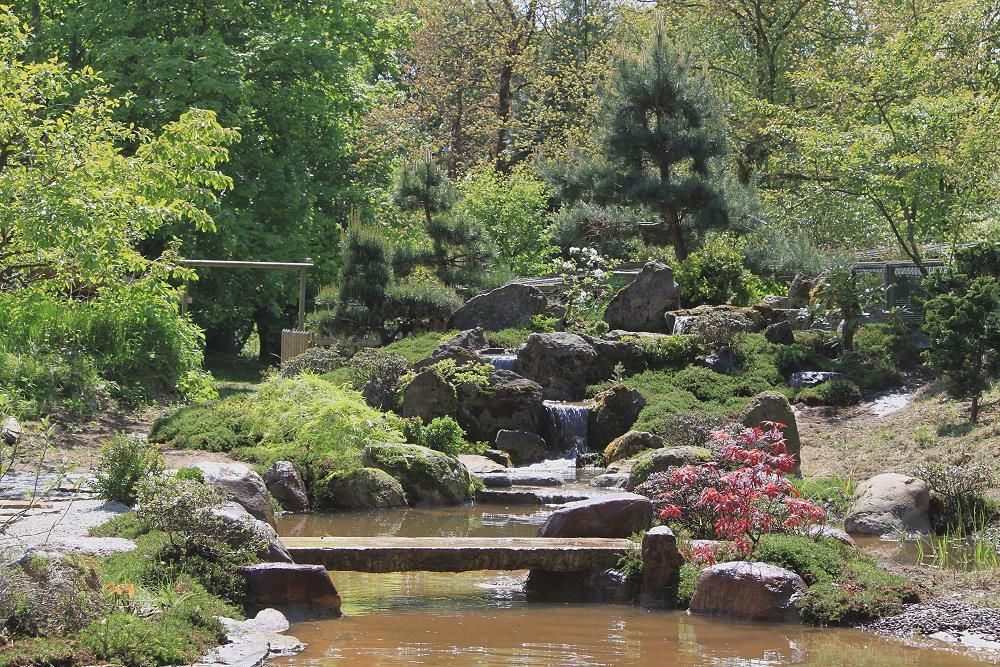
[662,208,688,261]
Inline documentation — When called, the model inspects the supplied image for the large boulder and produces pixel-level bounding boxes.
[263,461,309,513]
[516,332,644,400]
[641,526,685,608]
[689,561,807,623]
[588,385,646,452]
[495,429,547,465]
[537,493,652,539]
[739,391,801,474]
[210,502,292,564]
[604,431,664,464]
[437,328,488,352]
[764,320,795,345]
[399,369,457,421]
[603,261,681,332]
[456,370,544,442]
[362,443,473,506]
[320,468,408,510]
[195,462,276,528]
[241,563,342,615]
[448,283,548,331]
[627,446,715,489]
[844,473,931,537]
[788,273,819,308]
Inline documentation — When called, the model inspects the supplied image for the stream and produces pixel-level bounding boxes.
[274,491,990,666]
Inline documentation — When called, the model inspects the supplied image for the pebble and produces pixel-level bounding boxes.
[865,599,1000,646]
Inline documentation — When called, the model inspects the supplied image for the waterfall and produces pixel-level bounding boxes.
[672,315,697,335]
[543,401,590,455]
[482,353,517,371]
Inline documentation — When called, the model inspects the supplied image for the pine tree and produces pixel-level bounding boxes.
[393,150,458,227]
[575,18,729,261]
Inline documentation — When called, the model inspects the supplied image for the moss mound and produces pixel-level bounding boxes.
[362,443,473,505]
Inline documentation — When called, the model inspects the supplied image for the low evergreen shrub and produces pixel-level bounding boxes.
[93,434,164,506]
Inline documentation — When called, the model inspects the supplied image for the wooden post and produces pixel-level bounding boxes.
[883,264,896,310]
[298,266,308,330]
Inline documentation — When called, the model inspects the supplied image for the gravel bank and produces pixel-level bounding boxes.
[865,598,1000,654]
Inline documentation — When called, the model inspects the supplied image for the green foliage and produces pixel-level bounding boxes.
[550,203,642,260]
[349,348,410,408]
[752,534,848,585]
[94,434,164,506]
[381,331,456,362]
[853,322,920,370]
[774,342,833,378]
[799,558,921,626]
[0,283,216,418]
[675,235,756,306]
[279,347,346,378]
[455,165,551,275]
[922,244,1000,423]
[628,335,700,371]
[814,379,862,406]
[814,269,884,352]
[150,375,405,490]
[336,224,396,331]
[794,477,857,520]
[385,279,462,321]
[914,462,996,533]
[676,563,701,608]
[393,152,459,223]
[402,417,486,456]
[550,18,730,261]
[78,609,219,667]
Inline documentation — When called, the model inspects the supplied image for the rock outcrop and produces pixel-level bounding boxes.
[516,332,644,400]
[263,461,309,513]
[764,320,796,345]
[627,446,715,489]
[587,385,645,452]
[844,473,931,537]
[641,526,685,608]
[739,391,801,473]
[689,561,807,622]
[241,563,342,614]
[211,502,292,564]
[195,462,276,528]
[495,429,547,465]
[449,284,548,331]
[456,370,544,442]
[604,431,664,464]
[320,467,408,510]
[362,443,473,505]
[399,369,457,421]
[537,493,652,539]
[603,261,681,332]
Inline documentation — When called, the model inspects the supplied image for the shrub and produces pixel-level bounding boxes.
[385,279,463,320]
[675,234,755,306]
[148,402,256,453]
[630,334,700,370]
[689,310,750,355]
[798,558,920,626]
[279,346,345,377]
[635,424,825,555]
[349,348,410,409]
[676,563,701,608]
[774,342,832,378]
[550,202,642,260]
[914,462,996,532]
[854,321,920,369]
[816,379,862,406]
[402,416,486,456]
[382,331,455,362]
[752,534,847,585]
[94,434,164,506]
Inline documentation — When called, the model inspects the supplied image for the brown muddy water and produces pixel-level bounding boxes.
[275,504,992,666]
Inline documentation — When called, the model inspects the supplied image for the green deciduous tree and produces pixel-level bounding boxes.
[0,9,236,293]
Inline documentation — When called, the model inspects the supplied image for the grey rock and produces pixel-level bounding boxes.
[538,493,652,538]
[495,429,547,466]
[576,452,605,468]
[449,283,548,331]
[241,563,341,614]
[480,473,513,488]
[195,462,276,528]
[739,391,801,474]
[457,370,545,442]
[641,526,684,608]
[789,371,843,388]
[695,351,739,373]
[457,454,507,476]
[844,473,931,537]
[1,416,21,445]
[765,320,796,345]
[590,473,629,489]
[603,261,681,332]
[805,524,857,548]
[482,449,512,468]
[320,467,408,510]
[690,561,808,622]
[604,431,664,464]
[437,328,489,352]
[198,609,304,667]
[588,385,645,452]
[516,332,644,400]
[788,273,819,308]
[362,443,473,505]
[263,461,309,513]
[210,502,292,563]
[399,369,457,421]
[508,473,563,487]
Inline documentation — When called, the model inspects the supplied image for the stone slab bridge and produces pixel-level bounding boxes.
[281,536,631,573]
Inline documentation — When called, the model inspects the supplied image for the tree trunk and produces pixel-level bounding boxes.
[255,310,280,366]
[494,61,513,174]
[970,394,980,424]
[663,208,688,262]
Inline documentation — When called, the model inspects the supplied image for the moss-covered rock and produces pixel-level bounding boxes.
[361,443,473,505]
[319,467,407,510]
[627,446,714,489]
[739,391,801,472]
[604,430,664,464]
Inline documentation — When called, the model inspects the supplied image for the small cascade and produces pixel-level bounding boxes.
[672,315,697,335]
[482,353,518,371]
[543,401,590,456]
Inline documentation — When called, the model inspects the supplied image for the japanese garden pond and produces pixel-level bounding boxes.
[275,500,990,666]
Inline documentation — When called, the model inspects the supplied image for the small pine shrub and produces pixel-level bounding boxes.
[94,434,164,506]
[279,346,345,377]
[675,235,755,307]
[816,379,862,406]
[752,534,848,585]
[402,416,485,456]
[631,334,700,370]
